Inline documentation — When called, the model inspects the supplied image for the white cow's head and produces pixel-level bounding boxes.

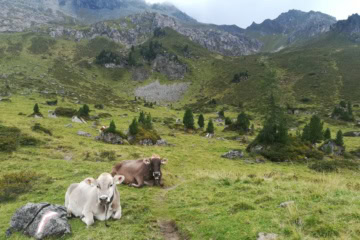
[85,173,125,204]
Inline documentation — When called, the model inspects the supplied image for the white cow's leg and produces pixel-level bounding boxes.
[82,211,95,226]
[113,206,122,219]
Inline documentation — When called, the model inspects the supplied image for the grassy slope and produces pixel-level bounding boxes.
[0,95,360,240]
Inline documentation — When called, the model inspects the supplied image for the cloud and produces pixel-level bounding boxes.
[145,0,360,28]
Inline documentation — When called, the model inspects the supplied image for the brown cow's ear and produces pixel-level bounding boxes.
[114,175,125,185]
[84,178,96,187]
[143,158,151,165]
[161,158,168,165]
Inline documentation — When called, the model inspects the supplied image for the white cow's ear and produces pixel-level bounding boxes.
[114,175,125,185]
[161,158,168,165]
[143,158,151,165]
[84,178,96,187]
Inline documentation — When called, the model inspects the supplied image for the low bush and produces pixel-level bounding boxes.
[132,127,161,145]
[99,150,116,162]
[0,171,40,202]
[31,123,52,136]
[55,107,77,118]
[309,159,359,172]
[0,125,40,153]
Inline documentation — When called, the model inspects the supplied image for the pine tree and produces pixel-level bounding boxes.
[308,115,324,144]
[324,128,331,140]
[138,111,146,125]
[335,130,344,147]
[348,101,353,119]
[235,112,250,132]
[33,103,40,114]
[107,120,116,134]
[225,117,232,126]
[129,118,139,136]
[78,104,90,118]
[144,113,153,130]
[183,109,195,129]
[218,109,225,118]
[206,120,214,134]
[302,124,310,142]
[198,114,205,128]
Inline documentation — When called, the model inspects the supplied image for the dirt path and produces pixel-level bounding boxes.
[157,220,182,240]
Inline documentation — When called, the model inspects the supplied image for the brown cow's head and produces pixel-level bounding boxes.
[143,154,167,186]
[85,173,125,204]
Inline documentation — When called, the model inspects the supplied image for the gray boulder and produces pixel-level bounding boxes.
[6,203,71,240]
[139,139,154,146]
[95,132,124,144]
[344,131,360,137]
[77,131,92,137]
[320,140,345,155]
[222,150,244,159]
[156,139,168,146]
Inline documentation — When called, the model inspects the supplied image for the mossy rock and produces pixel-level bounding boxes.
[55,107,77,118]
[130,127,161,145]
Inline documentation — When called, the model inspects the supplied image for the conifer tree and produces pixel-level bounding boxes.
[348,101,353,119]
[107,120,116,134]
[78,104,90,118]
[144,113,153,130]
[198,114,205,128]
[335,130,344,147]
[139,111,146,125]
[206,119,214,134]
[183,109,195,129]
[308,115,324,144]
[33,103,40,114]
[324,128,331,140]
[302,124,310,142]
[225,117,232,126]
[129,118,139,135]
[218,109,225,118]
[235,112,250,132]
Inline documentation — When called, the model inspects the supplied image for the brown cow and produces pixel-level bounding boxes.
[111,154,167,188]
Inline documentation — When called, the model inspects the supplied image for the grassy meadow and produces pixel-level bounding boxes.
[0,95,360,240]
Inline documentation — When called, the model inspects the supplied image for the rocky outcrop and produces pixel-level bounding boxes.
[320,140,345,155]
[152,53,187,80]
[331,14,360,42]
[6,202,71,239]
[46,12,262,56]
[221,150,244,159]
[132,67,150,82]
[95,132,124,144]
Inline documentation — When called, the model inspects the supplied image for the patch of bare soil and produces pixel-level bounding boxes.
[157,220,182,240]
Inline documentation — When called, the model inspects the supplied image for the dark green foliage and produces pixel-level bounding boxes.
[332,101,354,121]
[231,71,249,83]
[255,95,289,145]
[218,109,225,118]
[154,27,166,37]
[77,104,90,118]
[225,117,232,126]
[46,99,58,106]
[140,41,163,62]
[335,130,344,147]
[0,171,40,202]
[0,125,39,153]
[129,118,139,136]
[235,112,250,132]
[309,161,338,172]
[138,111,146,125]
[31,123,52,136]
[28,37,56,55]
[33,103,40,114]
[198,114,205,128]
[94,104,104,110]
[302,115,324,144]
[128,47,137,66]
[99,150,116,161]
[183,109,195,129]
[144,114,153,130]
[206,120,215,134]
[95,50,121,65]
[132,126,161,145]
[55,107,77,117]
[324,128,331,140]
[106,120,117,134]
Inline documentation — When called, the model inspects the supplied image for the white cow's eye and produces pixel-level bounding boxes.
[109,184,113,188]
[97,185,100,189]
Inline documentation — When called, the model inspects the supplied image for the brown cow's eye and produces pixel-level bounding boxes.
[97,185,100,189]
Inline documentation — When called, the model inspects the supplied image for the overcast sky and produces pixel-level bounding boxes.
[145,0,360,28]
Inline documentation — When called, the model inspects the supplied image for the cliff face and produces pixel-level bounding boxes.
[46,12,262,56]
[331,14,360,42]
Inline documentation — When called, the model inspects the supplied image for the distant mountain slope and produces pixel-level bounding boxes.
[246,10,337,52]
[331,14,360,42]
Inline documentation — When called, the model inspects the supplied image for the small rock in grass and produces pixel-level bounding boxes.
[77,131,91,137]
[65,124,73,128]
[280,201,295,208]
[221,150,244,159]
[257,232,278,240]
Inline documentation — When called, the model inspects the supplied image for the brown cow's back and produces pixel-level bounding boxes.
[111,159,145,184]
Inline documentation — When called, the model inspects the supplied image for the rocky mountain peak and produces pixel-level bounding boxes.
[331,14,360,41]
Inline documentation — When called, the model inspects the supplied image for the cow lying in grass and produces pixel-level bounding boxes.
[111,154,167,188]
[65,173,125,227]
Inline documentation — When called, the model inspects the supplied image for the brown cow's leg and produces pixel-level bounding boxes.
[130,176,144,188]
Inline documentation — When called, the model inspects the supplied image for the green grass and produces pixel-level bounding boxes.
[0,94,360,239]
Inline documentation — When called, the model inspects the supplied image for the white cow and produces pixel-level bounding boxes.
[65,173,125,226]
